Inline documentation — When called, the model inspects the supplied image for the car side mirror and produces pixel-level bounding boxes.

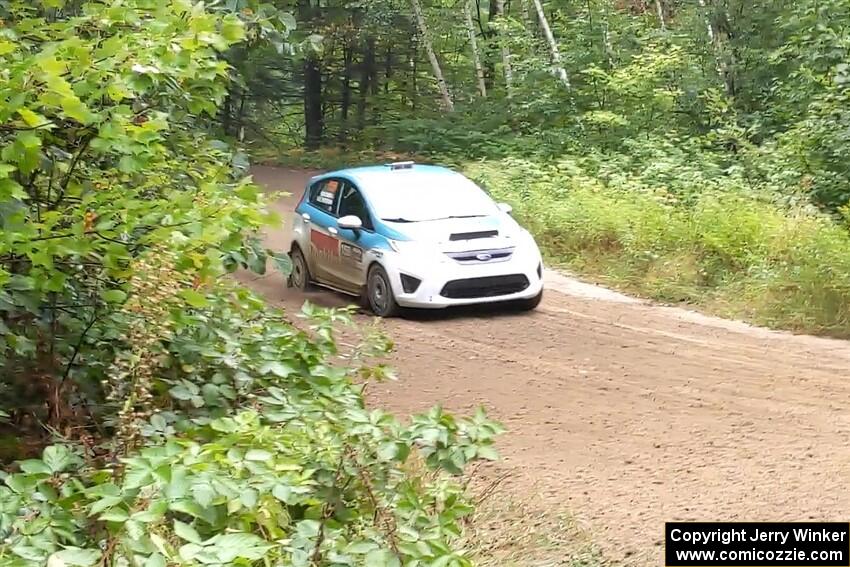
[338,215,363,231]
[497,202,513,215]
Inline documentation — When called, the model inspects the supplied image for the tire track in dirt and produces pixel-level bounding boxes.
[241,166,850,566]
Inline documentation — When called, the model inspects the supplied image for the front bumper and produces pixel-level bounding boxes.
[381,247,544,309]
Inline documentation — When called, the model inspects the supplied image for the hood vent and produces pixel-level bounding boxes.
[449,230,498,241]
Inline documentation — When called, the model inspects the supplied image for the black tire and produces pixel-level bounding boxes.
[288,246,313,291]
[366,265,400,317]
[514,289,543,312]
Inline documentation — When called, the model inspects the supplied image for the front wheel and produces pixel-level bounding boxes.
[366,265,400,317]
[288,246,313,291]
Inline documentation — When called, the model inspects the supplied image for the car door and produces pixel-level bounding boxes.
[326,182,374,290]
[301,177,344,282]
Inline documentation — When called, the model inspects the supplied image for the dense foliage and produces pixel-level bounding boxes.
[240,0,850,335]
[0,1,501,565]
[248,0,850,215]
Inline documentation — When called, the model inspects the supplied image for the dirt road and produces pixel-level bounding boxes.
[240,166,850,565]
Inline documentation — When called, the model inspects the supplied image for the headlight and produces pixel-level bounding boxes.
[389,239,429,254]
[388,239,445,263]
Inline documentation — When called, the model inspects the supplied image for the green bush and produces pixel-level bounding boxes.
[0,2,502,565]
[466,159,850,336]
[0,291,502,567]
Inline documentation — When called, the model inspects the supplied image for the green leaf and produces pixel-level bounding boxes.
[89,495,123,516]
[144,554,167,567]
[99,508,129,523]
[364,549,400,567]
[191,482,215,507]
[476,446,499,460]
[258,361,295,378]
[18,109,50,128]
[42,445,73,473]
[270,251,292,276]
[347,541,379,554]
[101,289,127,303]
[18,459,51,475]
[272,484,295,504]
[211,533,271,562]
[180,289,209,308]
[47,548,101,567]
[61,96,96,125]
[244,449,272,461]
[132,500,168,522]
[221,15,246,42]
[173,520,203,545]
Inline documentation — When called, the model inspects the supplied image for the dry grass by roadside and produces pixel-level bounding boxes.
[463,473,609,567]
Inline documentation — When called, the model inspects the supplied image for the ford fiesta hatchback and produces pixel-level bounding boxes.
[287,161,544,317]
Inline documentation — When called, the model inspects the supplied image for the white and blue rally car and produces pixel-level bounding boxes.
[287,161,544,316]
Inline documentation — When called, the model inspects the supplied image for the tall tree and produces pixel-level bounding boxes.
[358,36,377,129]
[464,0,488,97]
[409,0,455,110]
[299,0,324,148]
[699,0,737,97]
[493,0,514,97]
[530,0,570,88]
[655,0,667,30]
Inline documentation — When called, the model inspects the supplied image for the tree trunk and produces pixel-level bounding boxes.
[655,0,666,31]
[236,90,246,142]
[221,91,233,136]
[699,0,737,97]
[303,56,323,149]
[484,0,496,91]
[602,0,615,68]
[384,45,393,95]
[518,0,533,30]
[493,0,514,97]
[368,37,379,96]
[340,42,353,142]
[357,38,375,130]
[530,0,570,88]
[463,0,487,98]
[299,0,323,149]
[409,0,454,111]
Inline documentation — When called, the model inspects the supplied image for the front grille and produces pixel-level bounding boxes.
[449,230,498,241]
[440,274,530,299]
[445,247,514,264]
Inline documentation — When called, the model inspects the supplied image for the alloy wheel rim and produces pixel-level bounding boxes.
[371,274,388,312]
[292,254,305,287]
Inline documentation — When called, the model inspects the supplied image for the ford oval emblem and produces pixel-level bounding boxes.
[476,253,492,261]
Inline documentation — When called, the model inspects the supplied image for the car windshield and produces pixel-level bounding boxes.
[363,173,498,222]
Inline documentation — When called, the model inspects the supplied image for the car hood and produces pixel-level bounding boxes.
[385,214,522,251]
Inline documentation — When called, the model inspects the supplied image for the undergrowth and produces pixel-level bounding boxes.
[257,146,850,338]
[464,159,850,337]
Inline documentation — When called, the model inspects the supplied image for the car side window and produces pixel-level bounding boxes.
[337,185,374,231]
[308,179,342,214]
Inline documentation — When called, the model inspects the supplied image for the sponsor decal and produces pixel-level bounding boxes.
[340,242,363,264]
[310,229,339,258]
[316,180,339,206]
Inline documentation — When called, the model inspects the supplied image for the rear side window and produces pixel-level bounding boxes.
[308,179,343,214]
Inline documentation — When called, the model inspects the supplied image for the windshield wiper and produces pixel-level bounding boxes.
[382,217,416,223]
[445,214,486,219]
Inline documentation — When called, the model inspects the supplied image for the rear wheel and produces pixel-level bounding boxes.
[367,265,400,317]
[514,289,543,312]
[288,246,313,291]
